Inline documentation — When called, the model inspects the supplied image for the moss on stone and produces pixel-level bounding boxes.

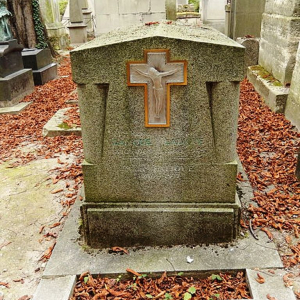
[250,65,283,87]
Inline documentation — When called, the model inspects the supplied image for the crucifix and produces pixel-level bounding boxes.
[127,49,187,127]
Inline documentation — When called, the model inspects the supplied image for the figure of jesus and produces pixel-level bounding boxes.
[135,66,178,118]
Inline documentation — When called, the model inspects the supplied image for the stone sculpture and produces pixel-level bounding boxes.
[0,0,12,41]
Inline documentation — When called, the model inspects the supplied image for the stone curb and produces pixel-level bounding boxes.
[0,102,31,115]
[31,162,296,300]
[42,107,81,137]
[247,66,289,114]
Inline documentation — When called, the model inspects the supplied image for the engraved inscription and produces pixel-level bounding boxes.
[127,49,187,127]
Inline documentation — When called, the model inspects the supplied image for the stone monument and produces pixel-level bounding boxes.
[68,0,87,45]
[71,22,244,248]
[39,0,69,50]
[22,48,57,85]
[0,0,12,41]
[0,0,34,110]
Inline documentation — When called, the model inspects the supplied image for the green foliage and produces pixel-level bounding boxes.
[32,0,48,49]
[177,272,184,276]
[146,294,153,299]
[164,293,173,300]
[58,122,72,129]
[187,286,196,294]
[83,276,89,284]
[188,0,200,11]
[59,0,68,16]
[211,274,223,281]
[183,292,192,300]
[183,286,196,300]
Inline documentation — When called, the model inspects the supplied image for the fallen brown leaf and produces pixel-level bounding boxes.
[255,273,265,284]
[111,246,129,254]
[126,268,142,277]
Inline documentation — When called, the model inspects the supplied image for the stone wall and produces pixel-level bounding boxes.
[94,0,172,35]
[259,0,300,85]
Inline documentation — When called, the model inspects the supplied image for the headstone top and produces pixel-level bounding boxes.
[73,22,244,52]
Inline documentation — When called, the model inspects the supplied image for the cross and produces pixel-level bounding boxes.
[127,49,187,127]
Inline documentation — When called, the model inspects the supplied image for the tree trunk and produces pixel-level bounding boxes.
[7,0,37,48]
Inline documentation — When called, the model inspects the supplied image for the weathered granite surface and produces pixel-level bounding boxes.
[71,22,244,247]
[236,37,259,75]
[259,0,300,85]
[285,42,300,130]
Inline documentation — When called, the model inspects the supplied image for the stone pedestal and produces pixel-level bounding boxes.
[82,9,94,35]
[71,22,244,248]
[68,0,87,45]
[22,48,57,85]
[46,24,69,50]
[0,40,34,108]
[68,23,87,45]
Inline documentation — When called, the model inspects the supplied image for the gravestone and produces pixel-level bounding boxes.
[22,48,57,85]
[201,0,227,33]
[39,0,69,50]
[0,40,34,108]
[228,0,265,40]
[71,22,244,248]
[68,0,87,45]
[94,0,169,36]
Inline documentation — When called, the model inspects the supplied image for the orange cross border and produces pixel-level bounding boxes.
[127,49,187,128]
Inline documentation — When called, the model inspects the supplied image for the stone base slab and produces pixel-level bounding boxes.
[0,69,34,107]
[247,66,289,113]
[0,102,31,115]
[81,199,241,248]
[32,63,58,85]
[42,108,81,137]
[32,275,76,300]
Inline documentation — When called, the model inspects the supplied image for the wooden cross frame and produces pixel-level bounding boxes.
[127,49,187,128]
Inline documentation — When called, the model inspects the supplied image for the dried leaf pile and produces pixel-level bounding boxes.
[71,271,250,300]
[0,56,84,206]
[237,79,300,268]
[0,56,83,165]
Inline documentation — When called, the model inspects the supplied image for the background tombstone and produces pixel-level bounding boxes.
[0,1,34,111]
[201,0,227,33]
[94,0,169,36]
[68,0,87,45]
[71,22,244,248]
[22,48,57,85]
[227,0,266,40]
[39,0,69,50]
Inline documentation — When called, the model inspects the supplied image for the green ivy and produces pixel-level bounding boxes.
[32,0,48,49]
